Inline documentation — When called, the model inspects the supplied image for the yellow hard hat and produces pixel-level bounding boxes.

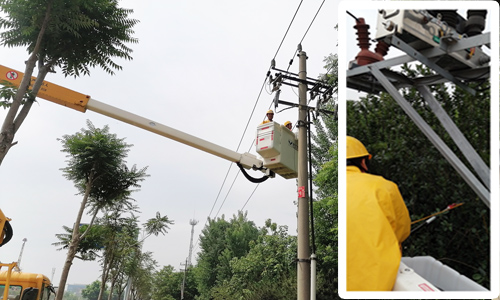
[347,136,372,160]
[284,121,291,126]
[267,109,274,114]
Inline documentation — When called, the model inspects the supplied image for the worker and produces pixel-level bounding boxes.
[284,121,292,130]
[346,136,411,291]
[260,109,274,125]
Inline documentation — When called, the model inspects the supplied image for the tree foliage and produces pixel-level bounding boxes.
[346,64,490,288]
[0,0,139,76]
[0,0,138,165]
[55,120,149,300]
[195,211,259,298]
[53,223,106,261]
[211,220,297,299]
[149,212,299,299]
[310,53,339,299]
[312,144,338,298]
[81,280,116,300]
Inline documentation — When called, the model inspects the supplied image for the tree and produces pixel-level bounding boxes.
[211,219,297,300]
[310,53,339,299]
[125,250,158,300]
[195,211,259,299]
[152,265,192,300]
[0,0,138,165]
[82,281,111,300]
[53,223,106,261]
[63,291,84,300]
[98,211,173,300]
[56,120,148,300]
[346,64,490,287]
[312,144,338,299]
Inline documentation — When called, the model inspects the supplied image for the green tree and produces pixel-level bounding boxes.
[96,211,139,300]
[195,211,259,299]
[151,265,179,300]
[56,120,148,300]
[53,223,107,261]
[151,265,198,300]
[312,144,338,299]
[98,211,173,300]
[346,64,490,287]
[63,291,84,300]
[0,0,138,165]
[212,219,297,300]
[310,53,339,299]
[126,250,158,300]
[82,281,109,300]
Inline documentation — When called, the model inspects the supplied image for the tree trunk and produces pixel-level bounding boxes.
[97,263,108,300]
[0,0,53,166]
[55,177,93,300]
[98,252,114,300]
[107,274,117,300]
[0,1,52,165]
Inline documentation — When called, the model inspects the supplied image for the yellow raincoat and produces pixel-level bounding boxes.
[346,166,411,291]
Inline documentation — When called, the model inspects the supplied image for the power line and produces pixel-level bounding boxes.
[286,0,326,72]
[241,183,260,211]
[214,171,241,219]
[193,0,309,259]
[230,0,328,214]
[273,0,304,60]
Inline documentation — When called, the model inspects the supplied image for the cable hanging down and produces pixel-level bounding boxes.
[236,163,271,183]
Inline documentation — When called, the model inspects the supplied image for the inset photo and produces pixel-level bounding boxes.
[338,1,499,299]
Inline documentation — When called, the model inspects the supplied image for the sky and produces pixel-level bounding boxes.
[0,0,336,286]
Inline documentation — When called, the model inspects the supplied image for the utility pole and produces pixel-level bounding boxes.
[180,258,188,300]
[269,46,333,300]
[297,49,311,300]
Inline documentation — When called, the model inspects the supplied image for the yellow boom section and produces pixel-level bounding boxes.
[0,65,90,112]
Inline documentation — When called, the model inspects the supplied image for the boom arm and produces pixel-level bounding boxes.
[86,99,267,171]
[0,64,273,178]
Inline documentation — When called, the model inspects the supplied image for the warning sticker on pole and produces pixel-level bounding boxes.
[298,186,305,198]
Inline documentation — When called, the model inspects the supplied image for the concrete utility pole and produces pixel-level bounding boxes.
[297,50,311,300]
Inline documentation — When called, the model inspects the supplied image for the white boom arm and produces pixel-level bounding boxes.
[0,64,272,178]
[86,98,267,172]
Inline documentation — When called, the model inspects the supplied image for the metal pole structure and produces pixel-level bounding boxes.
[297,49,311,300]
[188,219,198,267]
[17,238,27,270]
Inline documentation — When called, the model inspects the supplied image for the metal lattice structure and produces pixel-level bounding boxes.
[346,9,491,207]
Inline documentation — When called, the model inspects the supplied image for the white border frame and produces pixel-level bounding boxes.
[338,1,499,299]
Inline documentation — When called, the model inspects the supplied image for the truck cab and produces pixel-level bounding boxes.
[0,271,55,300]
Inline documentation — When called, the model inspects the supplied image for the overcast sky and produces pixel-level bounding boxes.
[0,0,336,285]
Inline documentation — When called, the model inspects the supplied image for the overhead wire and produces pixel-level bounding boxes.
[193,0,318,256]
[194,0,304,255]
[203,0,306,222]
[241,0,327,213]
[286,0,326,72]
[272,0,304,61]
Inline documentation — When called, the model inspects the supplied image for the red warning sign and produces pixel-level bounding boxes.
[298,186,305,198]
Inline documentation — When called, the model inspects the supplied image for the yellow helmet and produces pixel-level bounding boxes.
[267,109,274,114]
[284,121,291,126]
[346,136,372,160]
